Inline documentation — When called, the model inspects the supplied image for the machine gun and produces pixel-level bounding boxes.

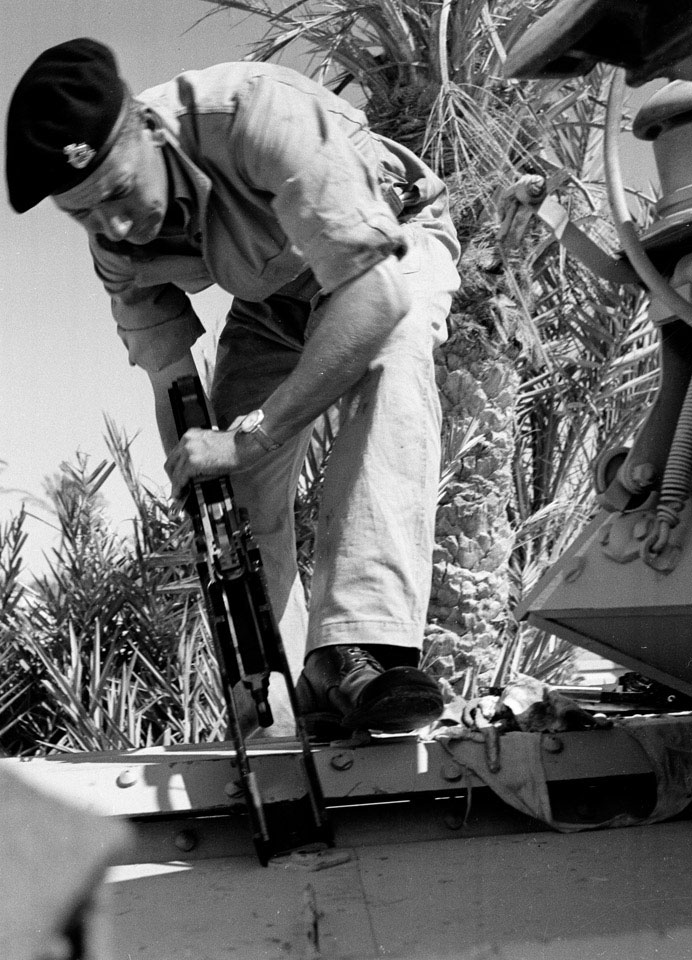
[169,375,332,865]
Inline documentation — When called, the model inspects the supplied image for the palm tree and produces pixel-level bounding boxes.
[194,0,657,695]
[0,3,662,752]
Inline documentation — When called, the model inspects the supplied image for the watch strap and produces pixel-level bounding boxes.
[237,408,282,452]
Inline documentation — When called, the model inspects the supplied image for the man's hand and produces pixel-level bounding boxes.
[164,424,266,499]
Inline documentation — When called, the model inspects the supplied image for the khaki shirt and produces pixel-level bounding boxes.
[90,61,456,372]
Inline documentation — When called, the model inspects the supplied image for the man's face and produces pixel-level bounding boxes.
[53,120,168,245]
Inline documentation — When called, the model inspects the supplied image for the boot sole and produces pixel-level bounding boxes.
[343,668,442,732]
[344,690,443,733]
[302,670,443,739]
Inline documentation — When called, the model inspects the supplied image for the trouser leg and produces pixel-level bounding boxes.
[211,294,313,681]
[211,226,460,670]
[226,432,314,680]
[305,225,461,656]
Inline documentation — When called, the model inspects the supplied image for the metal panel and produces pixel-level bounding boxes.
[1,719,669,820]
[516,504,692,697]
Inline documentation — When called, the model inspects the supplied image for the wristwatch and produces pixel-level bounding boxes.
[236,408,282,452]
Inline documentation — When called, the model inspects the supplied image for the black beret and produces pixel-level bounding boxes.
[6,38,128,213]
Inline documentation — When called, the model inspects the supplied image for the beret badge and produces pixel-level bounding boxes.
[63,142,96,170]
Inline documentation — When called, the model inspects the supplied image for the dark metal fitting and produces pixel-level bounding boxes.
[441,762,464,783]
[330,752,355,772]
[174,829,198,853]
[562,557,586,583]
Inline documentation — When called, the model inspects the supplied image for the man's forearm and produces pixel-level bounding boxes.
[162,259,412,494]
[154,394,183,457]
[261,257,411,443]
[147,352,200,456]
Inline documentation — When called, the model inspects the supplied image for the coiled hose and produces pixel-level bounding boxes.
[643,373,692,556]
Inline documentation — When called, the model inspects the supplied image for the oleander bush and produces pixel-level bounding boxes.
[0,415,342,755]
[0,424,227,755]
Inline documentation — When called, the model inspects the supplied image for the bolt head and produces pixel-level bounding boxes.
[631,463,656,488]
[224,780,244,799]
[174,829,198,852]
[116,768,137,788]
[330,752,354,772]
[441,762,464,783]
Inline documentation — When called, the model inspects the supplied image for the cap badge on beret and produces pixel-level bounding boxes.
[63,143,96,170]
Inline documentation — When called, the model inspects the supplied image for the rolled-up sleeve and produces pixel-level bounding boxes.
[236,76,407,293]
[90,238,205,372]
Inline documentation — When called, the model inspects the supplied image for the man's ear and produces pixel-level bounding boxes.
[142,108,166,146]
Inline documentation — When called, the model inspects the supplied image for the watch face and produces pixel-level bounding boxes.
[241,409,263,432]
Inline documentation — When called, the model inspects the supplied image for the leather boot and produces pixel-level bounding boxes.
[295,646,443,739]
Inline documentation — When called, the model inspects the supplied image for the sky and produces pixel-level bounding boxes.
[0,0,271,575]
[0,0,660,578]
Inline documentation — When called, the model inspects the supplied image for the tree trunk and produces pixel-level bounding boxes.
[424,235,521,697]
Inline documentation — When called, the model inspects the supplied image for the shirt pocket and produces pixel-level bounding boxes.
[137,254,213,293]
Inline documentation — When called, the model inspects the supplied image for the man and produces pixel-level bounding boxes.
[6,38,461,738]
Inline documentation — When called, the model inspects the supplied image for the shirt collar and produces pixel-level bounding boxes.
[140,102,212,245]
[160,144,199,241]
